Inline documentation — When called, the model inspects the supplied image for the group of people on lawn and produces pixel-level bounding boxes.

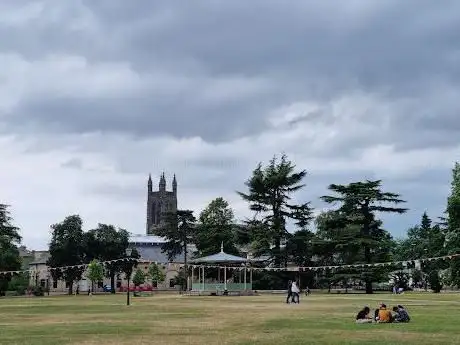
[356,303,410,323]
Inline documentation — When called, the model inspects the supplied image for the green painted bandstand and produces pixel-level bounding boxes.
[190,244,253,294]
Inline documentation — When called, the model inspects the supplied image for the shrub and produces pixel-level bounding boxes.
[31,285,45,296]
[428,270,443,293]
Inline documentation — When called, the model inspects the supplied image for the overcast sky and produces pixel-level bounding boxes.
[1,0,459,250]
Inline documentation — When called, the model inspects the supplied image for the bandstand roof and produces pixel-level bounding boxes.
[190,243,248,263]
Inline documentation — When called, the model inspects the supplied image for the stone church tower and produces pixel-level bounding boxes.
[146,173,177,234]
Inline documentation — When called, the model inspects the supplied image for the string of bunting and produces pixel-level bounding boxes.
[0,257,137,276]
[190,253,460,271]
[1,253,459,276]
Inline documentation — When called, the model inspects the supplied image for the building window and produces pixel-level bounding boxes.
[116,281,122,288]
[40,279,46,287]
[53,280,58,289]
[169,279,175,288]
[152,281,157,288]
[65,282,70,288]
[97,281,103,288]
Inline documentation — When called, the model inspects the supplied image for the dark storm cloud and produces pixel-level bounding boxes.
[1,0,460,146]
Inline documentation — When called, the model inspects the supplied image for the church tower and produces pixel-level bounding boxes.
[146,173,178,235]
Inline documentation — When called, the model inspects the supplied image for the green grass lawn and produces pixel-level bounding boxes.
[1,292,460,344]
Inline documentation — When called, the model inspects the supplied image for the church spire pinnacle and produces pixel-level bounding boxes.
[147,173,152,192]
[159,172,166,191]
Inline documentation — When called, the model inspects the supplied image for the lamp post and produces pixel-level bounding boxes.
[126,248,132,306]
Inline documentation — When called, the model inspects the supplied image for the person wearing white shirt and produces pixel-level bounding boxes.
[291,281,300,304]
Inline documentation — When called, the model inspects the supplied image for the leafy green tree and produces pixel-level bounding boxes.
[196,197,238,256]
[85,224,130,293]
[157,210,195,290]
[314,210,360,290]
[411,269,424,288]
[238,154,313,267]
[285,229,315,267]
[172,269,187,291]
[0,204,22,296]
[446,162,460,286]
[321,180,407,294]
[121,248,140,281]
[390,271,410,290]
[132,268,145,287]
[394,212,447,288]
[47,215,86,295]
[314,210,396,291]
[7,272,29,296]
[86,259,104,292]
[148,262,166,287]
[428,270,443,293]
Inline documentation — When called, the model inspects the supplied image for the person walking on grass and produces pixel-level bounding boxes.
[286,280,293,304]
[291,280,300,304]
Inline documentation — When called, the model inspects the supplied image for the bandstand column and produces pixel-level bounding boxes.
[191,266,194,290]
[224,266,227,290]
[244,265,247,290]
[202,266,205,290]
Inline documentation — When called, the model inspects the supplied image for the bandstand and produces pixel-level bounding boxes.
[190,244,253,295]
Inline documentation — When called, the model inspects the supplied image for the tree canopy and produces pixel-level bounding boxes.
[47,215,87,295]
[446,162,460,286]
[195,197,239,256]
[0,204,22,295]
[320,180,407,293]
[84,224,130,293]
[157,209,196,291]
[238,154,313,267]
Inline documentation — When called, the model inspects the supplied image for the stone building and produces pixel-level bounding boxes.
[146,173,177,234]
[28,235,194,293]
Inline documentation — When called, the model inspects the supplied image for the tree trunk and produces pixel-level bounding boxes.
[68,281,73,295]
[110,272,116,294]
[365,280,373,294]
[362,214,373,294]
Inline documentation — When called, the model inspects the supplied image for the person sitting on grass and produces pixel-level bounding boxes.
[377,303,393,323]
[392,305,410,322]
[356,306,373,323]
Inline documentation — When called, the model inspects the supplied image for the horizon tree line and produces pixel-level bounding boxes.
[1,155,460,294]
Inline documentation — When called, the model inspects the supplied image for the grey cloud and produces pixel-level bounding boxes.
[0,0,459,150]
[61,158,83,169]
[89,182,144,200]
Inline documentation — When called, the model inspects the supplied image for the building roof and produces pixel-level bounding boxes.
[29,252,50,265]
[135,245,171,263]
[131,241,196,264]
[129,234,167,244]
[190,251,248,264]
